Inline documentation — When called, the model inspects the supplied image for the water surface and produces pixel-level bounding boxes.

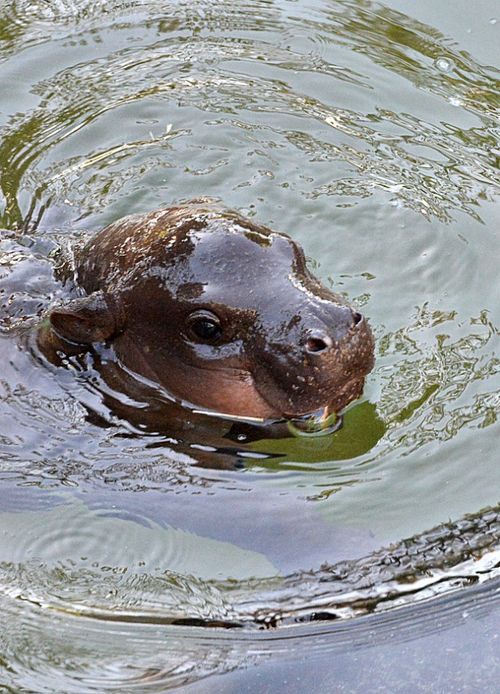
[0,0,499,690]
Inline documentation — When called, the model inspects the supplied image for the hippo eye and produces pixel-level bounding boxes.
[187,310,222,343]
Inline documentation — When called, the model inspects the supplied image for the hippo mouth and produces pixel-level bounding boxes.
[251,367,367,421]
[186,368,362,425]
[182,353,367,422]
[157,358,361,424]
[163,336,373,423]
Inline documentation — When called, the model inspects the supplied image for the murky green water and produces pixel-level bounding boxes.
[0,0,499,691]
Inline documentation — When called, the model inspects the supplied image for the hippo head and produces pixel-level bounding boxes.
[43,202,374,421]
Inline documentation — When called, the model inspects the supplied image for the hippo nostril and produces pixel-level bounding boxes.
[352,312,363,326]
[305,333,333,354]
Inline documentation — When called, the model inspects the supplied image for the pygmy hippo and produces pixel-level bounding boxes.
[37,200,374,423]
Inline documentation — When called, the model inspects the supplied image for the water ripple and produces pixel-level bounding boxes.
[0,0,498,230]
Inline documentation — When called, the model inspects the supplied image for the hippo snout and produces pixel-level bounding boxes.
[303,307,364,355]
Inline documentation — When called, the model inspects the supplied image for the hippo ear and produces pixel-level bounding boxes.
[49,291,123,346]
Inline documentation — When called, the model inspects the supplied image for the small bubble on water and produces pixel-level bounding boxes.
[489,18,497,25]
[435,57,455,73]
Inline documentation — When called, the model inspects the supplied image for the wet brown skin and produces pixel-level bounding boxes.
[38,200,375,422]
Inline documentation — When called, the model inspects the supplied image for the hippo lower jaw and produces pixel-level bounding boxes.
[146,357,361,423]
[187,375,363,424]
[254,374,367,421]
[163,358,369,423]
[138,358,281,422]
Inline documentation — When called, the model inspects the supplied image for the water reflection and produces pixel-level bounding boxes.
[0,0,498,231]
[377,305,498,443]
[0,501,497,690]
